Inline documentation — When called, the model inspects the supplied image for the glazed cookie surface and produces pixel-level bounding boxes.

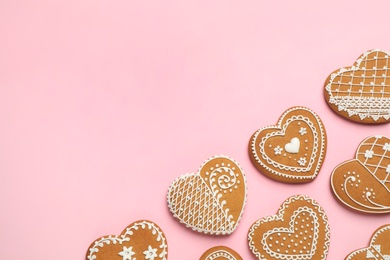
[86,220,167,260]
[324,49,390,124]
[167,155,247,235]
[331,135,390,213]
[248,194,330,260]
[249,106,327,183]
[199,246,243,260]
[345,224,390,260]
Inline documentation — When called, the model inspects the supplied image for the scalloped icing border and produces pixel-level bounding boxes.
[248,194,330,260]
[250,106,326,181]
[325,49,390,122]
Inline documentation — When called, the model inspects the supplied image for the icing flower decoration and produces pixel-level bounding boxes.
[118,246,135,260]
[143,245,158,260]
[383,143,390,151]
[364,150,374,159]
[298,157,307,166]
[274,146,283,155]
[299,127,307,135]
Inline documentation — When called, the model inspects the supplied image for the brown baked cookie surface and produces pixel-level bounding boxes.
[345,224,390,260]
[324,49,390,124]
[248,194,330,260]
[331,135,390,213]
[199,246,243,260]
[86,220,167,260]
[167,155,247,235]
[249,106,326,183]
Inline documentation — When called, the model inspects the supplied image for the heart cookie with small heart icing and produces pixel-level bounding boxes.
[167,155,247,235]
[331,135,390,213]
[86,220,168,260]
[324,49,390,124]
[199,246,243,260]
[345,224,390,260]
[248,195,330,260]
[249,106,327,183]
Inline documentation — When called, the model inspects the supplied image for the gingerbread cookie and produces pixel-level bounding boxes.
[86,220,168,260]
[324,49,390,124]
[331,135,390,213]
[248,194,330,260]
[345,224,390,260]
[167,155,247,235]
[249,106,327,183]
[199,246,243,260]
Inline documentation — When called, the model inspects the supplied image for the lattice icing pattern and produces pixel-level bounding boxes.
[167,156,247,235]
[345,224,390,260]
[248,195,330,260]
[331,135,390,213]
[325,49,390,123]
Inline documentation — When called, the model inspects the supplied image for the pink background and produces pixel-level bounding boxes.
[1,1,390,259]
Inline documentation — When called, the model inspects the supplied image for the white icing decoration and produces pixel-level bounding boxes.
[261,207,318,259]
[364,150,374,159]
[87,221,168,260]
[143,245,158,260]
[299,127,307,136]
[331,136,390,213]
[167,155,247,235]
[346,225,390,260]
[204,249,237,260]
[298,157,307,166]
[325,49,390,122]
[118,246,135,260]
[274,146,283,155]
[248,195,330,260]
[285,137,300,154]
[251,107,326,180]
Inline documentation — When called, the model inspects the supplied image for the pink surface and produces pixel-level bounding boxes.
[1,1,390,259]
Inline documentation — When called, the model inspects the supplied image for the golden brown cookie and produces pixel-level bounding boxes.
[167,155,247,235]
[248,194,330,260]
[199,246,243,260]
[249,106,327,183]
[345,224,390,260]
[324,49,390,124]
[86,220,168,260]
[331,135,390,213]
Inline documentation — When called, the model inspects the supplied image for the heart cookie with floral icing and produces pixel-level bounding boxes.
[86,220,168,260]
[345,224,390,259]
[331,135,390,213]
[199,246,243,260]
[167,155,247,235]
[248,195,330,260]
[249,107,327,183]
[324,49,390,124]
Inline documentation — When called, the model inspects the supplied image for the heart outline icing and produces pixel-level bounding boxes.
[167,155,247,235]
[86,220,168,260]
[324,49,390,124]
[345,224,390,260]
[248,195,330,260]
[331,135,390,214]
[250,106,327,183]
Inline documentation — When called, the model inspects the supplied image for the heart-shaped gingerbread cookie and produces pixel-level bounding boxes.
[167,155,247,235]
[199,246,243,260]
[249,107,327,183]
[331,135,390,213]
[248,195,330,260]
[86,220,168,260]
[345,224,390,260]
[324,49,390,124]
